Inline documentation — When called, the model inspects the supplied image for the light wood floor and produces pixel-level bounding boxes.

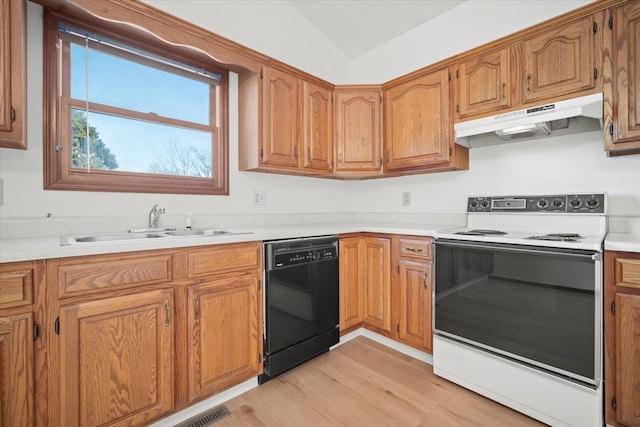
[217,336,545,426]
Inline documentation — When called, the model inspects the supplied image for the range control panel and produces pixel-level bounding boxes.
[467,194,606,214]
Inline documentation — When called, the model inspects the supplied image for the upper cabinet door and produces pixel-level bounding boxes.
[384,68,451,170]
[456,47,511,119]
[302,81,333,172]
[262,66,301,168]
[605,2,640,153]
[0,0,26,149]
[522,16,595,103]
[334,87,383,175]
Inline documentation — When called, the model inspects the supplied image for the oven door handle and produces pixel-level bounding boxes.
[435,240,599,260]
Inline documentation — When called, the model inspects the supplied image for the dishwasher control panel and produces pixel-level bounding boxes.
[265,236,339,270]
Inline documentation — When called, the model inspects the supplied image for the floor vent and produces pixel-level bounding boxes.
[173,405,231,427]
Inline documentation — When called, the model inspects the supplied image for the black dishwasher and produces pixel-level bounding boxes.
[259,236,339,384]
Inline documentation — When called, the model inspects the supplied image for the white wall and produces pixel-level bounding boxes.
[1,1,639,232]
[0,2,352,223]
[348,0,593,83]
[350,132,640,217]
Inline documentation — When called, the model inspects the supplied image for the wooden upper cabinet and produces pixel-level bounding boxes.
[0,0,26,149]
[57,289,174,427]
[384,68,451,171]
[455,47,511,120]
[262,66,302,168]
[522,15,597,104]
[302,81,333,172]
[604,1,640,155]
[334,86,383,177]
[187,274,262,401]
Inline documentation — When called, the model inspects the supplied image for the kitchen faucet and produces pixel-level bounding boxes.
[148,204,165,229]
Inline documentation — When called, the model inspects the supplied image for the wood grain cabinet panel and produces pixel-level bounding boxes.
[334,87,383,177]
[397,259,432,353]
[362,237,392,333]
[187,242,261,278]
[0,0,26,149]
[262,66,302,168]
[522,15,596,104]
[384,68,451,171]
[605,250,640,427]
[0,313,34,427]
[58,289,174,427]
[55,253,172,298]
[0,263,33,310]
[302,81,333,173]
[339,237,365,331]
[455,47,511,119]
[605,1,640,154]
[615,293,640,426]
[393,236,433,353]
[187,274,262,401]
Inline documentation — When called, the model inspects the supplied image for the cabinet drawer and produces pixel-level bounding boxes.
[399,238,432,260]
[0,263,34,309]
[187,242,262,278]
[57,254,172,298]
[615,257,640,290]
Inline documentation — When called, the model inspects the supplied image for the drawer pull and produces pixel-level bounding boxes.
[194,296,200,320]
[406,248,423,253]
[164,300,171,327]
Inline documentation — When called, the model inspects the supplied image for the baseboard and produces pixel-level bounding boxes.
[150,327,432,426]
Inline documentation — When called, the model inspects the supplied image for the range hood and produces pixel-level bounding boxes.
[455,93,603,148]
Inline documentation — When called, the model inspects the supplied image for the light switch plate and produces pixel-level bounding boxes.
[253,190,266,206]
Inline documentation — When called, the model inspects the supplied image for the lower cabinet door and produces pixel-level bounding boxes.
[187,274,262,401]
[58,289,174,427]
[362,238,392,333]
[0,313,33,427]
[397,259,432,353]
[616,293,640,426]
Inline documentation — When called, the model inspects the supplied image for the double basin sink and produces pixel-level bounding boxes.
[60,228,251,246]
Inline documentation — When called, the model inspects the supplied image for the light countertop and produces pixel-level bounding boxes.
[0,222,450,263]
[605,232,640,253]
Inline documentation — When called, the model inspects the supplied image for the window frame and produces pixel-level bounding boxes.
[43,9,229,195]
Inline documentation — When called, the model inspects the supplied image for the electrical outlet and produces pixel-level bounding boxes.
[402,192,411,207]
[253,190,266,206]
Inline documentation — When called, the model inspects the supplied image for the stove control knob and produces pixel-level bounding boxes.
[469,200,479,209]
[536,199,549,209]
[586,198,601,209]
[480,200,490,209]
[552,198,564,208]
[569,198,583,209]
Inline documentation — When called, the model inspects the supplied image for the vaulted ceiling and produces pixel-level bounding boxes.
[288,1,465,58]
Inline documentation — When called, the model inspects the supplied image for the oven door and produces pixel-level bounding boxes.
[434,239,601,386]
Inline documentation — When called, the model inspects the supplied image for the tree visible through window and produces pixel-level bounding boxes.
[43,9,229,195]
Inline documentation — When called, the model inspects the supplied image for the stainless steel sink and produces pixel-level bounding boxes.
[61,228,251,246]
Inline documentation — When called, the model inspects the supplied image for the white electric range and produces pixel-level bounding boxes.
[433,193,607,427]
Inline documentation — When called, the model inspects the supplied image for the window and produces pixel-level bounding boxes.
[44,10,229,195]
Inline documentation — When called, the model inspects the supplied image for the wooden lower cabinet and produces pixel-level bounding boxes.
[0,260,42,427]
[396,259,432,352]
[187,274,262,401]
[43,242,263,426]
[605,250,640,427]
[339,234,433,354]
[393,236,433,353]
[339,236,391,334]
[0,313,34,427]
[57,289,174,427]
